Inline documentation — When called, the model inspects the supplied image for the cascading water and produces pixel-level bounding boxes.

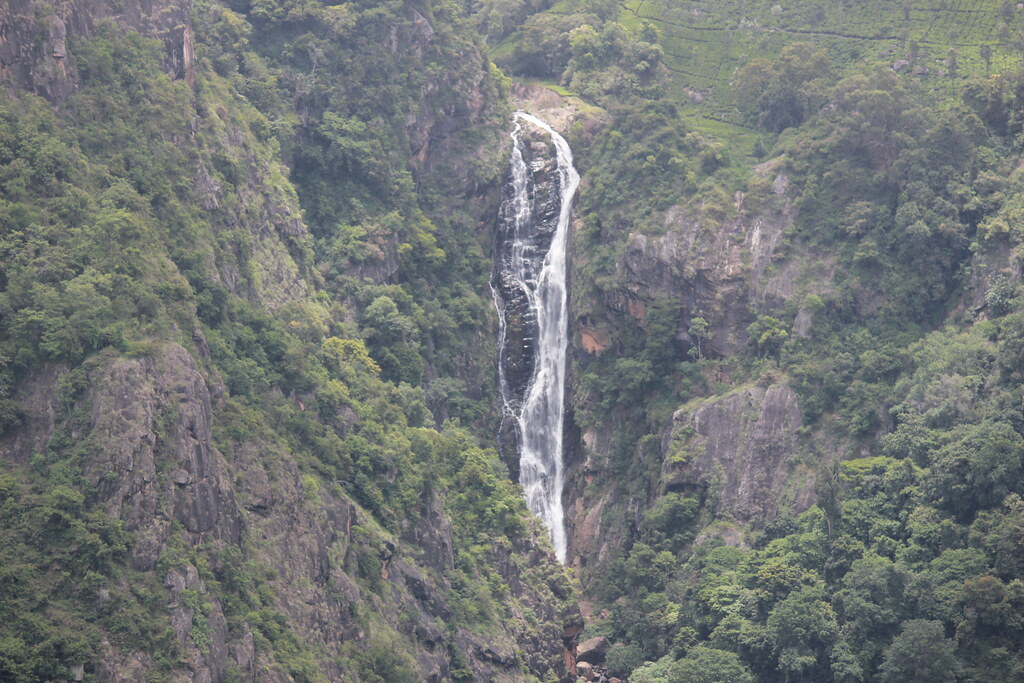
[492,112,579,563]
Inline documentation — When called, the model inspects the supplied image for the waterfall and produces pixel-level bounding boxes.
[492,112,579,563]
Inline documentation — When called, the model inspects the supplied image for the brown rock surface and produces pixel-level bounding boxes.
[663,384,812,524]
[577,635,610,664]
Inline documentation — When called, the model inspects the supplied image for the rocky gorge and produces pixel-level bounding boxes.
[4,0,1024,680]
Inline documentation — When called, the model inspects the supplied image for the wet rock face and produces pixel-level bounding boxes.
[663,384,812,524]
[493,131,564,416]
[0,0,194,102]
[492,128,567,476]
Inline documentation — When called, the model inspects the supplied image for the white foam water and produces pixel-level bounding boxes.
[494,112,579,562]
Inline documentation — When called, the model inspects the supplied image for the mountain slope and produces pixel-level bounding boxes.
[0,1,580,680]
[488,0,1024,679]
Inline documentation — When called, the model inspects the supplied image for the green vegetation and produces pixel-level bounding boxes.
[8,0,1024,679]
[467,1,1024,681]
[0,1,574,680]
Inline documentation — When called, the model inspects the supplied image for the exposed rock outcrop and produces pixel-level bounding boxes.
[510,83,609,138]
[87,344,242,571]
[0,0,195,102]
[663,383,814,525]
[2,338,577,681]
[965,236,1023,316]
[617,178,797,357]
[577,635,610,664]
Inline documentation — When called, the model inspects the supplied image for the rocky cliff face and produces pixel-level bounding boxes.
[402,8,498,183]
[87,344,242,573]
[0,0,195,101]
[0,340,578,681]
[552,116,828,580]
[662,384,814,525]
[592,159,803,359]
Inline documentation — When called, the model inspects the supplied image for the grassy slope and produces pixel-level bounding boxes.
[623,0,1018,111]
[501,0,1024,149]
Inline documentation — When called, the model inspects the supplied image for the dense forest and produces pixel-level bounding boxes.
[3,0,1024,681]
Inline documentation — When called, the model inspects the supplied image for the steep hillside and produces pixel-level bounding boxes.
[7,0,1024,681]
[490,0,1024,680]
[0,1,581,681]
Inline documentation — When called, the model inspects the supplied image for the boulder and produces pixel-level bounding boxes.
[577,636,610,664]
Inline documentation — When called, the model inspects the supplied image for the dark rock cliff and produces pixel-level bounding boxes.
[0,0,195,101]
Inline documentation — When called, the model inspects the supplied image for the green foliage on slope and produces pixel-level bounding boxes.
[199,0,510,393]
[0,2,577,680]
[560,24,1024,682]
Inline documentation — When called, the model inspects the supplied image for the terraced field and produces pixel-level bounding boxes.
[620,0,1024,122]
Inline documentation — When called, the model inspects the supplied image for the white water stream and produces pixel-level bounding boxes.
[495,112,579,562]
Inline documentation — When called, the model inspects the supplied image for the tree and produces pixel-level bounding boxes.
[606,642,645,678]
[360,296,423,384]
[734,43,829,132]
[830,638,864,683]
[362,296,416,345]
[765,586,838,680]
[833,554,908,662]
[980,44,993,75]
[816,458,842,539]
[641,493,699,551]
[688,317,710,359]
[925,420,1024,519]
[747,316,789,357]
[974,494,1024,578]
[879,620,958,682]
[630,655,676,683]
[644,300,682,368]
[672,647,754,683]
[757,82,806,133]
[630,648,754,683]
[985,274,1015,316]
